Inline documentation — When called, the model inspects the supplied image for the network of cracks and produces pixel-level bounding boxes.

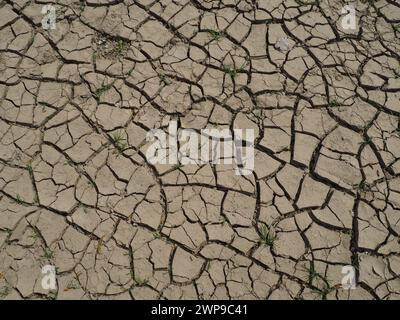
[0,0,399,300]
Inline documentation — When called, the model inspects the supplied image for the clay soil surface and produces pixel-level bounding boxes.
[0,0,399,300]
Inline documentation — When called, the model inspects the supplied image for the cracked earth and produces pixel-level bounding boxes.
[0,0,399,300]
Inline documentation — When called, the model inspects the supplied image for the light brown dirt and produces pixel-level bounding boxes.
[0,0,399,300]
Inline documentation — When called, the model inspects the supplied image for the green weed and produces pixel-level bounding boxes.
[94,83,113,98]
[304,262,339,300]
[258,225,277,247]
[131,276,148,288]
[15,194,28,206]
[158,72,172,86]
[207,29,221,41]
[43,247,54,259]
[114,40,129,57]
[328,100,340,108]
[111,131,127,153]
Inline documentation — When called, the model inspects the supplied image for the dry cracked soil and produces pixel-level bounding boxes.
[0,0,399,300]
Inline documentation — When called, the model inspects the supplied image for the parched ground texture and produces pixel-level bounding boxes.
[0,0,399,300]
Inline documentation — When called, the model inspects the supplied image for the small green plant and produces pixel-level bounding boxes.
[47,291,58,300]
[168,22,176,31]
[207,29,221,41]
[15,194,28,206]
[65,279,80,291]
[114,40,128,56]
[305,264,315,281]
[360,136,372,147]
[173,163,184,170]
[312,283,336,300]
[223,62,247,80]
[357,180,370,192]
[64,159,74,166]
[79,202,89,214]
[27,164,33,174]
[158,72,172,86]
[131,276,148,288]
[153,231,161,239]
[111,131,127,153]
[304,263,325,283]
[87,179,96,188]
[43,247,54,259]
[328,100,340,107]
[223,65,238,80]
[303,262,340,300]
[0,286,10,298]
[258,225,277,247]
[15,194,23,204]
[29,231,38,241]
[94,83,113,98]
